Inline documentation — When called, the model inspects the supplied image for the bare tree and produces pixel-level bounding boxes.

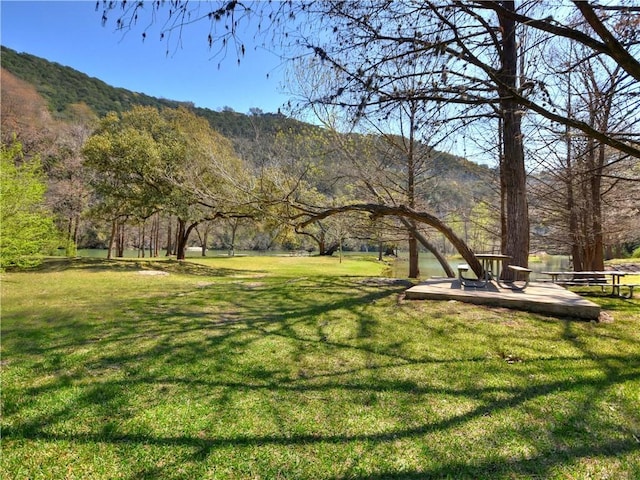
[0,70,56,159]
[528,11,640,270]
[99,1,640,269]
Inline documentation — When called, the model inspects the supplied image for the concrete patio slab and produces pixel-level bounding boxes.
[405,279,601,320]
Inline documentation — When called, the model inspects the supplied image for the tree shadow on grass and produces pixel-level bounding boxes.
[564,286,640,316]
[3,272,640,479]
[321,437,639,479]
[4,363,639,479]
[25,256,259,277]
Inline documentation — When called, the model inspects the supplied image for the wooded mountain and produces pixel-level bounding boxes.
[1,45,487,175]
[1,46,310,139]
[1,45,498,255]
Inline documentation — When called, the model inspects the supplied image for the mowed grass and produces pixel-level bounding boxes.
[2,256,639,479]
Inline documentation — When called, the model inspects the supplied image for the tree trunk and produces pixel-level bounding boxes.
[65,217,75,257]
[73,215,80,251]
[406,104,419,279]
[201,232,208,256]
[228,219,238,257]
[566,137,584,272]
[299,204,485,278]
[152,214,160,257]
[497,2,530,277]
[589,141,605,272]
[384,245,397,256]
[194,223,209,256]
[176,218,187,260]
[582,140,605,272]
[321,243,340,256]
[408,230,420,279]
[139,221,146,258]
[175,218,199,260]
[107,219,117,260]
[500,108,530,272]
[165,215,173,256]
[498,116,508,255]
[318,232,326,255]
[564,74,585,273]
[116,221,125,257]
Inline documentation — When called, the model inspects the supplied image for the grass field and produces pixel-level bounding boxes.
[2,255,639,479]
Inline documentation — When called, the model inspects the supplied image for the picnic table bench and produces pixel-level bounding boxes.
[505,265,532,291]
[541,270,637,298]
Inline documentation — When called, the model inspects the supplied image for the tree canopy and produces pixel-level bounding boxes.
[0,141,58,269]
[98,1,640,158]
[83,106,251,259]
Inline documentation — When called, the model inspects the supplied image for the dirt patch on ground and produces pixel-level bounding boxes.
[598,311,615,323]
[138,270,169,276]
[358,277,414,287]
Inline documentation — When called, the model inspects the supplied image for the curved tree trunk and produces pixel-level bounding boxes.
[297,204,484,278]
[399,217,455,278]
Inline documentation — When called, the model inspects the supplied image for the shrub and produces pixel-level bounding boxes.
[0,141,58,269]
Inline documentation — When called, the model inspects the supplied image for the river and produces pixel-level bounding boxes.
[387,252,571,280]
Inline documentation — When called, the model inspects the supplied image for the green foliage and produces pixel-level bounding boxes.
[83,106,249,224]
[83,109,164,219]
[194,107,310,140]
[0,141,58,269]
[0,46,309,133]
[632,246,640,258]
[2,46,492,204]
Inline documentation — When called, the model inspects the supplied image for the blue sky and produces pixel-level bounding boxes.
[1,1,291,114]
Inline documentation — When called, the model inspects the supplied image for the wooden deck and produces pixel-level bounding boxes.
[405,279,601,320]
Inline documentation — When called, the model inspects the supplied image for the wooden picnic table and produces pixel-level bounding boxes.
[541,270,631,298]
[459,254,533,291]
[459,253,508,287]
[476,253,511,281]
[459,253,514,288]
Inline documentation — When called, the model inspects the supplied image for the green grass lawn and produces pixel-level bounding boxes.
[2,256,639,479]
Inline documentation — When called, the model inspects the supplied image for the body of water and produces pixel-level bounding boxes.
[387,252,571,280]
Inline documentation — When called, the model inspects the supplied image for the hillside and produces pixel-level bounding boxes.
[0,46,309,139]
[1,46,183,117]
[1,45,496,205]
